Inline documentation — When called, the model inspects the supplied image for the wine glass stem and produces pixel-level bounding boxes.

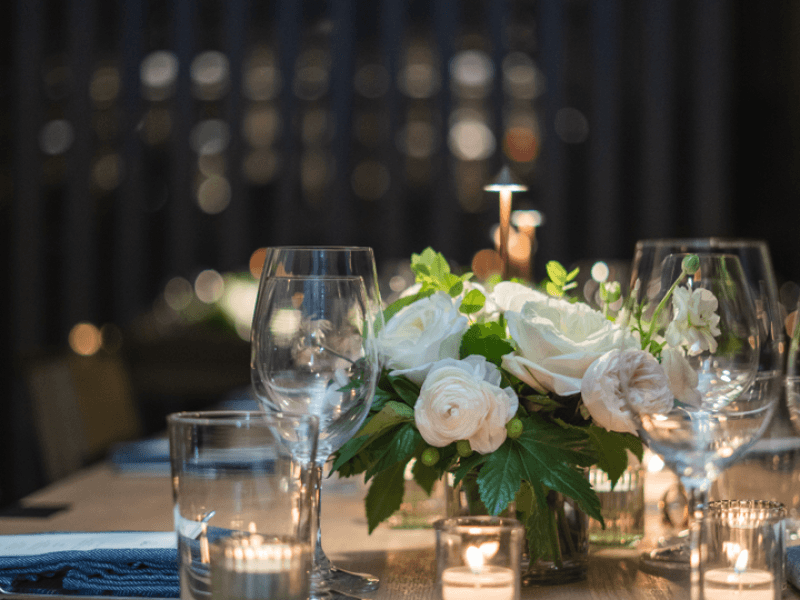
[312,464,333,576]
[685,484,710,600]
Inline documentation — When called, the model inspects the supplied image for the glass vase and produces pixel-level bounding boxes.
[445,474,589,585]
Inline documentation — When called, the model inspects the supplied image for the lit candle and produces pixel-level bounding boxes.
[441,545,515,600]
[210,534,311,600]
[703,551,776,600]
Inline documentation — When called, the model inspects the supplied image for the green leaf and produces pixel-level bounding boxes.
[364,462,407,533]
[388,375,422,407]
[358,401,415,439]
[566,266,580,282]
[545,281,562,297]
[476,444,523,515]
[365,423,420,479]
[412,457,440,496]
[449,280,464,297]
[459,289,486,315]
[459,322,514,365]
[546,261,567,284]
[475,415,602,523]
[452,451,491,487]
[329,434,370,474]
[383,289,435,323]
[586,426,630,486]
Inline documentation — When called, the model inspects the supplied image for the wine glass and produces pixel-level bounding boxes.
[618,250,774,599]
[631,239,787,569]
[259,246,385,333]
[251,274,380,599]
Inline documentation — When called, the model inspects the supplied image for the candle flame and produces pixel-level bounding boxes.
[734,549,749,574]
[479,541,499,559]
[466,545,484,575]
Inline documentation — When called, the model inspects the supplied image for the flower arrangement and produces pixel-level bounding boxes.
[331,248,712,563]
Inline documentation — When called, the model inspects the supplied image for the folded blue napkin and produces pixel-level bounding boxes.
[109,438,171,475]
[788,546,800,590]
[0,532,179,597]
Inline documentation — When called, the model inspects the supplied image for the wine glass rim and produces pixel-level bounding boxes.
[635,237,768,250]
[265,245,375,252]
[167,410,318,427]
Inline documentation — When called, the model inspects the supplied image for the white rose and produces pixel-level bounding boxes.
[489,281,550,313]
[378,292,469,380]
[501,296,629,396]
[580,349,674,434]
[661,346,701,406]
[414,357,518,454]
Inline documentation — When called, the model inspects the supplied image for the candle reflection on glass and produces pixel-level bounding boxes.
[704,551,775,600]
[441,545,515,600]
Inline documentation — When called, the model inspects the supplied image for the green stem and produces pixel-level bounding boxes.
[640,267,690,350]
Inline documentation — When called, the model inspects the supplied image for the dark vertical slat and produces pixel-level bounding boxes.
[692,0,732,236]
[487,0,509,173]
[116,0,146,324]
[587,0,622,256]
[169,0,196,277]
[328,0,357,243]
[641,0,676,238]
[379,0,406,258]
[221,0,250,269]
[538,0,567,262]
[432,0,458,258]
[64,0,97,331]
[11,0,46,501]
[274,0,302,244]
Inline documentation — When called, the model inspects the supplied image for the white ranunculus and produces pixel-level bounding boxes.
[661,346,701,406]
[580,349,674,434]
[378,292,469,381]
[414,356,518,454]
[489,281,550,313]
[501,295,629,396]
[665,286,721,355]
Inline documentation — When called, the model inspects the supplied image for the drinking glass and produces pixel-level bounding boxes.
[168,410,319,600]
[618,250,774,600]
[251,274,380,598]
[632,239,788,568]
[258,246,385,333]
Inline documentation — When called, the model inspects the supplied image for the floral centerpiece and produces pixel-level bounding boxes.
[331,248,705,571]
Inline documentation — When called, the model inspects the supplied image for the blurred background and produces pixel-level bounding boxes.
[2,0,800,506]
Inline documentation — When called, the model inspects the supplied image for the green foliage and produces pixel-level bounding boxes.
[365,462,406,533]
[543,261,579,297]
[459,321,514,366]
[587,426,643,487]
[459,289,486,315]
[410,248,473,296]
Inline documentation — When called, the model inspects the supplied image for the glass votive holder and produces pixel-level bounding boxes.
[703,500,786,600]
[434,516,524,600]
[209,533,311,600]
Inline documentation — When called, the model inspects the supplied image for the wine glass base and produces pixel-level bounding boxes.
[324,566,380,595]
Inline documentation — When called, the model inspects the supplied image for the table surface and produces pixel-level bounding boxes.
[0,461,795,600]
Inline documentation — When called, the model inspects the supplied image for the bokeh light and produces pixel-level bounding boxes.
[249,248,267,279]
[190,119,230,155]
[243,107,280,148]
[69,322,102,356]
[502,52,543,100]
[554,107,589,144]
[140,50,179,101]
[92,153,121,191]
[472,249,503,280]
[191,50,229,100]
[90,66,121,106]
[243,149,280,185]
[195,269,225,304]
[164,277,194,311]
[397,120,436,158]
[449,115,495,161]
[197,175,231,214]
[451,50,493,98]
[39,120,75,155]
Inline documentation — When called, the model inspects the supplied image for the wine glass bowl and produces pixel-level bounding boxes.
[252,275,378,461]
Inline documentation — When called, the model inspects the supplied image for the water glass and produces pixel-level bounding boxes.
[703,500,785,600]
[168,411,318,600]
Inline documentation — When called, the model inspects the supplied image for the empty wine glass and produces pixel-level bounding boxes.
[618,250,774,599]
[632,239,787,569]
[251,274,380,599]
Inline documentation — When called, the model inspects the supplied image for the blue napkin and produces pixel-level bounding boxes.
[788,546,800,590]
[109,438,171,475]
[0,532,179,597]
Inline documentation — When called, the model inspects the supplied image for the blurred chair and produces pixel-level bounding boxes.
[24,352,143,483]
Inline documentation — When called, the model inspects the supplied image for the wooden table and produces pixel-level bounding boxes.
[0,462,795,600]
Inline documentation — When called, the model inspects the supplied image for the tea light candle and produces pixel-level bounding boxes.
[210,534,310,600]
[704,551,776,600]
[441,545,515,600]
